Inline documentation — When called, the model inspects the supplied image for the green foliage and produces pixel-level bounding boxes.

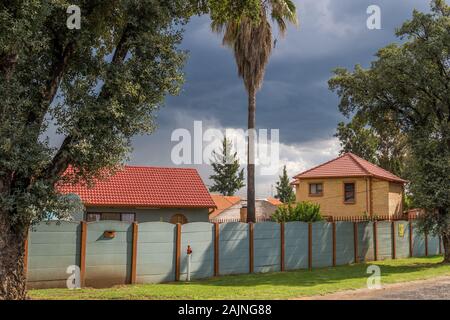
[0,1,260,227]
[335,114,408,177]
[274,165,295,203]
[208,0,261,26]
[209,137,245,196]
[329,0,449,242]
[271,201,323,222]
[405,130,450,237]
[403,194,416,212]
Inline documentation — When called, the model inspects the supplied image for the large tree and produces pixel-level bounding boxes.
[329,0,450,262]
[335,114,408,177]
[0,0,259,300]
[212,0,298,222]
[209,137,245,196]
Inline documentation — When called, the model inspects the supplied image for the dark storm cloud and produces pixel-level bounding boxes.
[127,0,432,196]
[149,0,430,143]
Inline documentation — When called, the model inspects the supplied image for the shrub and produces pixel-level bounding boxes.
[271,201,323,222]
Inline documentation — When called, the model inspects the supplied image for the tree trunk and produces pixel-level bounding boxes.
[0,213,28,300]
[247,87,256,223]
[443,233,450,263]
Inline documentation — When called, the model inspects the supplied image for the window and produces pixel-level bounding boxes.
[170,214,188,224]
[85,213,136,222]
[101,213,121,221]
[309,183,323,196]
[344,183,356,203]
[86,213,101,222]
[121,213,135,223]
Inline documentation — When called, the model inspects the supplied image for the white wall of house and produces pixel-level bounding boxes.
[212,200,278,220]
[73,206,210,223]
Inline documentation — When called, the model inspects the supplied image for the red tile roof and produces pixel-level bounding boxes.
[293,153,406,183]
[209,195,241,218]
[266,197,283,206]
[58,166,216,208]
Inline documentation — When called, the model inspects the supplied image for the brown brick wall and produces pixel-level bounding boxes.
[295,177,402,218]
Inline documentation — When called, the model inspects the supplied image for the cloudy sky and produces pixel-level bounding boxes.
[128,0,431,198]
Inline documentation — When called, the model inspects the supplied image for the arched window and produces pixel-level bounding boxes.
[170,214,188,224]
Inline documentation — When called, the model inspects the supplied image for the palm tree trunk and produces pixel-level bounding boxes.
[247,87,256,223]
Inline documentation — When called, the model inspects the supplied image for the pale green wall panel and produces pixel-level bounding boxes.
[412,221,426,257]
[376,221,392,260]
[27,221,81,288]
[284,222,308,270]
[136,222,176,283]
[335,222,355,265]
[85,221,132,287]
[180,222,214,280]
[357,222,375,261]
[311,222,333,268]
[253,222,281,273]
[394,221,410,259]
[219,223,249,275]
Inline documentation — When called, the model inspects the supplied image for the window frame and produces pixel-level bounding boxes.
[343,182,356,204]
[308,182,324,197]
[86,213,101,222]
[85,212,136,222]
[120,213,136,223]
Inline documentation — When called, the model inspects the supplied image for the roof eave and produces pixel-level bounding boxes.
[293,174,407,184]
[85,203,217,209]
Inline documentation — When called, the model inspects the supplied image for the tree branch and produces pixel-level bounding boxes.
[39,25,132,184]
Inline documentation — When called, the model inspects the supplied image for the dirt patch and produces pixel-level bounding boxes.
[295,276,450,300]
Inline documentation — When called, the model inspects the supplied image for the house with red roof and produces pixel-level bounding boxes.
[58,166,216,224]
[291,153,407,218]
[208,195,282,222]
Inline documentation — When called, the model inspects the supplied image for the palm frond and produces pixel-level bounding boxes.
[269,0,298,37]
[211,0,297,92]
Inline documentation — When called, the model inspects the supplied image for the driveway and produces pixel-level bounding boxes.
[297,276,450,300]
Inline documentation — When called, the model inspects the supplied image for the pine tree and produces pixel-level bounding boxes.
[275,165,296,203]
[209,138,245,196]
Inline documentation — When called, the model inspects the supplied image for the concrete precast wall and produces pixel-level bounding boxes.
[412,221,426,257]
[284,222,308,270]
[394,221,410,259]
[376,221,393,260]
[335,222,355,265]
[428,235,441,256]
[311,222,333,268]
[180,222,214,281]
[357,222,375,262]
[27,221,81,289]
[85,221,133,288]
[253,222,281,273]
[136,222,176,283]
[219,222,249,275]
[26,219,442,288]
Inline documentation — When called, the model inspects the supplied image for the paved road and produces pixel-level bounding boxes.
[298,276,450,300]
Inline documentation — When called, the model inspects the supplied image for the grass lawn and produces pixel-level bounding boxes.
[29,256,450,300]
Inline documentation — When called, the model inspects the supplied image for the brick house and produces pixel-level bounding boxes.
[291,153,407,218]
[58,166,216,223]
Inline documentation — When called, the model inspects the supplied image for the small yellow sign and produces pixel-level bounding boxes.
[398,224,405,238]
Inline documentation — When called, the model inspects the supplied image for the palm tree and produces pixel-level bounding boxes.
[212,0,298,222]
